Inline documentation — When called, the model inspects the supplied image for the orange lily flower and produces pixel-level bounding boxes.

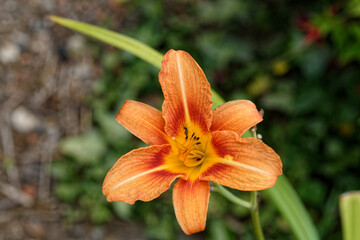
[102,50,282,235]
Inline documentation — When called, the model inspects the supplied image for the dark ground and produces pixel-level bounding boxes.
[0,0,147,239]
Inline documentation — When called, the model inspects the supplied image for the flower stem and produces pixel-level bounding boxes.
[250,125,265,240]
[214,184,251,209]
[250,191,265,240]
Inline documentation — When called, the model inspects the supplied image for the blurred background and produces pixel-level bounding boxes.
[0,0,359,239]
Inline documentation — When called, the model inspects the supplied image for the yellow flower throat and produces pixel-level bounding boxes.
[177,126,206,167]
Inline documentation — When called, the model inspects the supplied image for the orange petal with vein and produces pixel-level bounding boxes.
[173,179,210,235]
[103,145,183,204]
[201,131,282,191]
[211,100,263,137]
[159,50,213,137]
[116,100,168,145]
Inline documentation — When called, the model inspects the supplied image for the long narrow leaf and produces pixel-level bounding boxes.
[51,16,319,239]
[340,191,360,240]
[265,176,319,240]
[50,16,163,68]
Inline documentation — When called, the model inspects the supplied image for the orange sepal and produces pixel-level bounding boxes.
[172,179,210,235]
[116,100,168,145]
[103,145,183,204]
[159,50,213,137]
[211,100,263,137]
[201,131,282,191]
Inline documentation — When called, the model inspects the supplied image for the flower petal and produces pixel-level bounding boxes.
[116,100,168,145]
[172,179,210,235]
[103,145,183,204]
[211,100,263,137]
[159,50,213,137]
[200,131,282,191]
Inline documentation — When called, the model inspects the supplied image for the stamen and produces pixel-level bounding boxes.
[177,127,205,167]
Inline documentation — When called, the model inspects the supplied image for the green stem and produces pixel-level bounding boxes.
[214,184,251,209]
[249,126,265,240]
[250,191,265,240]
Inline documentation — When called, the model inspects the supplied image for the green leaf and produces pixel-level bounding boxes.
[208,219,232,240]
[112,201,133,220]
[211,89,226,109]
[146,214,175,240]
[51,161,77,181]
[59,130,106,165]
[93,108,131,146]
[50,16,228,108]
[50,16,163,68]
[265,175,320,240]
[340,191,360,240]
[346,0,360,17]
[91,204,113,224]
[55,182,81,203]
[247,74,272,97]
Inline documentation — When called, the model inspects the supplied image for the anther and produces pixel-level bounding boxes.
[184,126,188,136]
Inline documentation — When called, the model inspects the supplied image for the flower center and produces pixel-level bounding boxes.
[177,126,206,167]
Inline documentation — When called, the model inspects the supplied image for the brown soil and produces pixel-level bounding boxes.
[0,0,146,239]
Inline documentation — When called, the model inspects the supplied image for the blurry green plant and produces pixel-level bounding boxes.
[51,16,319,239]
[312,0,360,63]
[340,191,360,240]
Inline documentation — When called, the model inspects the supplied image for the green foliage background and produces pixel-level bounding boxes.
[53,0,360,239]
